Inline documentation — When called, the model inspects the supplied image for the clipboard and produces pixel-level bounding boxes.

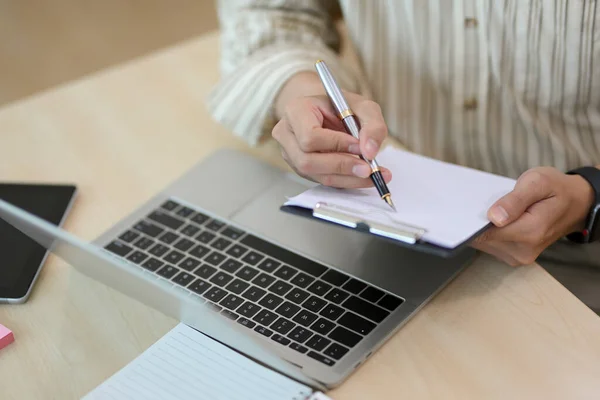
[280,201,491,259]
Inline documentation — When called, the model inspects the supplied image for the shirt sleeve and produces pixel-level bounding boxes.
[206,0,362,146]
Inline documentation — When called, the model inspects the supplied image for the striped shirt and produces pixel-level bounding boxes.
[207,0,600,179]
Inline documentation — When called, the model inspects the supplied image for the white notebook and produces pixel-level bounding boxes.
[284,146,516,250]
[84,324,330,400]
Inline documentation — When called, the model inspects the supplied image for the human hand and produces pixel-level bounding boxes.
[272,72,392,188]
[472,167,595,266]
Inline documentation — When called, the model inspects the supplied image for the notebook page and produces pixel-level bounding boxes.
[83,323,314,400]
[285,147,516,248]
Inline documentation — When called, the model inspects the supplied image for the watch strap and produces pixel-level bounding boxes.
[566,166,600,243]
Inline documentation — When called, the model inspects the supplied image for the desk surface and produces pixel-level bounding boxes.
[1,31,600,400]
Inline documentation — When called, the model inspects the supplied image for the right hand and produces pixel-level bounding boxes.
[272,74,392,188]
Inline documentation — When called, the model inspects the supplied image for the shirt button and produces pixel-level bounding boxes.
[464,17,478,28]
[463,97,478,110]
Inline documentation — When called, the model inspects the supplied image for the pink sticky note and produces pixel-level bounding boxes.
[0,324,14,350]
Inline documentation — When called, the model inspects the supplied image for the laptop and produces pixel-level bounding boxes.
[0,148,475,390]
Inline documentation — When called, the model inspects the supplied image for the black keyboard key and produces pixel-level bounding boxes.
[172,271,195,287]
[288,326,312,344]
[307,351,335,366]
[307,281,332,297]
[360,286,385,303]
[220,294,244,310]
[226,244,248,258]
[271,317,296,335]
[324,343,349,361]
[342,278,367,294]
[289,342,309,354]
[274,265,297,281]
[211,238,232,251]
[253,310,278,326]
[242,287,267,302]
[158,231,179,245]
[293,310,319,327]
[286,288,310,305]
[275,301,300,319]
[303,296,327,313]
[221,226,245,240]
[237,317,256,329]
[205,219,225,232]
[343,296,389,323]
[141,257,164,272]
[210,271,234,287]
[179,257,201,272]
[328,326,361,348]
[105,241,133,257]
[269,280,292,296]
[254,325,273,338]
[221,259,243,274]
[175,206,195,218]
[226,279,250,295]
[194,264,217,279]
[174,238,195,252]
[320,304,344,321]
[207,304,222,312]
[188,279,211,295]
[119,230,139,243]
[324,288,350,304]
[378,294,404,311]
[271,334,291,346]
[157,265,178,279]
[306,334,331,352]
[252,273,276,288]
[338,312,375,335]
[163,250,185,264]
[236,266,260,281]
[133,220,163,237]
[180,223,200,237]
[160,200,180,211]
[133,237,154,250]
[237,301,261,318]
[196,231,216,244]
[147,210,185,230]
[259,293,284,310]
[242,251,264,266]
[257,258,280,273]
[311,318,335,335]
[191,212,210,226]
[126,250,148,264]
[148,243,170,257]
[290,273,314,289]
[205,251,226,266]
[321,269,349,286]
[204,287,227,303]
[241,235,327,277]
[189,244,210,259]
[221,310,239,320]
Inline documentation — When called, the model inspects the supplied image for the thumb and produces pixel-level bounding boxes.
[488,170,552,227]
[351,98,388,160]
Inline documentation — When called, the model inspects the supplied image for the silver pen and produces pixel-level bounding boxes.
[315,60,396,211]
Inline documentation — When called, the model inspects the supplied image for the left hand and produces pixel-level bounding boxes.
[472,167,594,266]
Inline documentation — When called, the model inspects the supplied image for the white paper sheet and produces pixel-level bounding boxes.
[83,324,316,400]
[285,146,516,248]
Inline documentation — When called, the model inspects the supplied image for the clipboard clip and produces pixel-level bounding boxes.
[312,202,426,244]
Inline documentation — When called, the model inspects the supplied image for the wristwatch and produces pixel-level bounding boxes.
[566,166,600,243]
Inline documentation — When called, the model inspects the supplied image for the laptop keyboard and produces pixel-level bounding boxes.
[104,199,404,367]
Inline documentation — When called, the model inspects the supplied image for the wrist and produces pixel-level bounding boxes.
[274,72,325,119]
[569,173,596,232]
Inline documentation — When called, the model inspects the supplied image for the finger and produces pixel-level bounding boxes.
[488,170,553,227]
[294,151,393,179]
[315,169,393,189]
[351,99,388,160]
[471,237,521,266]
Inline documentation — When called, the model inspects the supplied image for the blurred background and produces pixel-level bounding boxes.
[0,0,218,107]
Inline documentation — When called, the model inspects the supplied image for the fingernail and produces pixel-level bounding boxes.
[348,144,360,154]
[490,206,509,225]
[352,164,372,178]
[365,139,379,158]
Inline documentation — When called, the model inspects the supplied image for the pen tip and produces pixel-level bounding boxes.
[384,195,396,212]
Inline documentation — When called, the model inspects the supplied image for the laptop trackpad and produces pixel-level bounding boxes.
[230,175,464,302]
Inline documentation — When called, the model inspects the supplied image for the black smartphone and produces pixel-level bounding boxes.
[0,183,77,303]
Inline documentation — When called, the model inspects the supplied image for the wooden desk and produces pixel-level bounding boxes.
[1,31,600,400]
